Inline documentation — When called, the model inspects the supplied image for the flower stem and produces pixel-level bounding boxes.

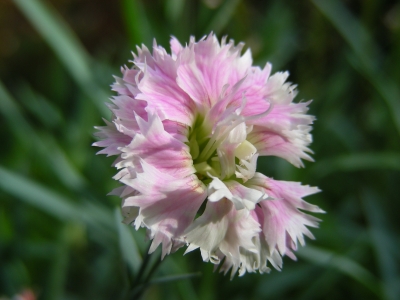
[130,258,163,299]
[126,243,166,300]
[132,243,152,287]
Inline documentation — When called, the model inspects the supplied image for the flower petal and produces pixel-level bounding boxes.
[117,111,195,178]
[93,119,132,156]
[135,45,196,125]
[123,160,207,258]
[170,36,183,59]
[176,34,250,108]
[247,173,323,257]
[185,200,261,269]
[247,125,314,167]
[207,177,268,210]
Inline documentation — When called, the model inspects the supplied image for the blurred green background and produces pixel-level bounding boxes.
[1,0,399,299]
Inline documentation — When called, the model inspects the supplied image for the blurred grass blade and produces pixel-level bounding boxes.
[0,166,80,221]
[206,0,242,34]
[45,224,70,300]
[150,272,201,285]
[13,0,109,116]
[114,207,142,274]
[311,153,400,178]
[0,167,113,238]
[312,0,400,137]
[325,112,363,151]
[311,0,376,69]
[0,81,35,147]
[17,83,63,129]
[160,257,199,300]
[347,53,400,139]
[298,245,381,296]
[13,0,90,86]
[255,265,316,298]
[256,1,297,70]
[362,190,399,300]
[0,81,86,190]
[164,0,186,23]
[121,0,153,47]
[40,135,87,190]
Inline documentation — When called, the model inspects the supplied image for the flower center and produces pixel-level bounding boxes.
[188,113,258,184]
[187,83,273,185]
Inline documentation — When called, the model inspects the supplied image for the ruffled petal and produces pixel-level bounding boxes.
[207,177,268,210]
[123,160,207,258]
[227,68,315,168]
[117,111,195,178]
[246,173,323,258]
[170,36,183,59]
[176,34,250,108]
[184,200,261,267]
[218,232,274,278]
[224,180,269,210]
[93,119,132,156]
[247,125,313,167]
[135,44,196,125]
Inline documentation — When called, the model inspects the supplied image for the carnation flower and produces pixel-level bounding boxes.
[94,33,324,278]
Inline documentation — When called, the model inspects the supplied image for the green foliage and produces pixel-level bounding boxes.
[1,0,399,299]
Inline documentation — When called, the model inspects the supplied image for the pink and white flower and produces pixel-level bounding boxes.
[94,33,324,277]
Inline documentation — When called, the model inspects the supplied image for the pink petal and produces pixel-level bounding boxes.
[247,173,323,257]
[247,126,313,167]
[136,46,196,125]
[176,34,250,108]
[170,36,183,58]
[93,119,132,156]
[124,160,207,258]
[117,111,195,178]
